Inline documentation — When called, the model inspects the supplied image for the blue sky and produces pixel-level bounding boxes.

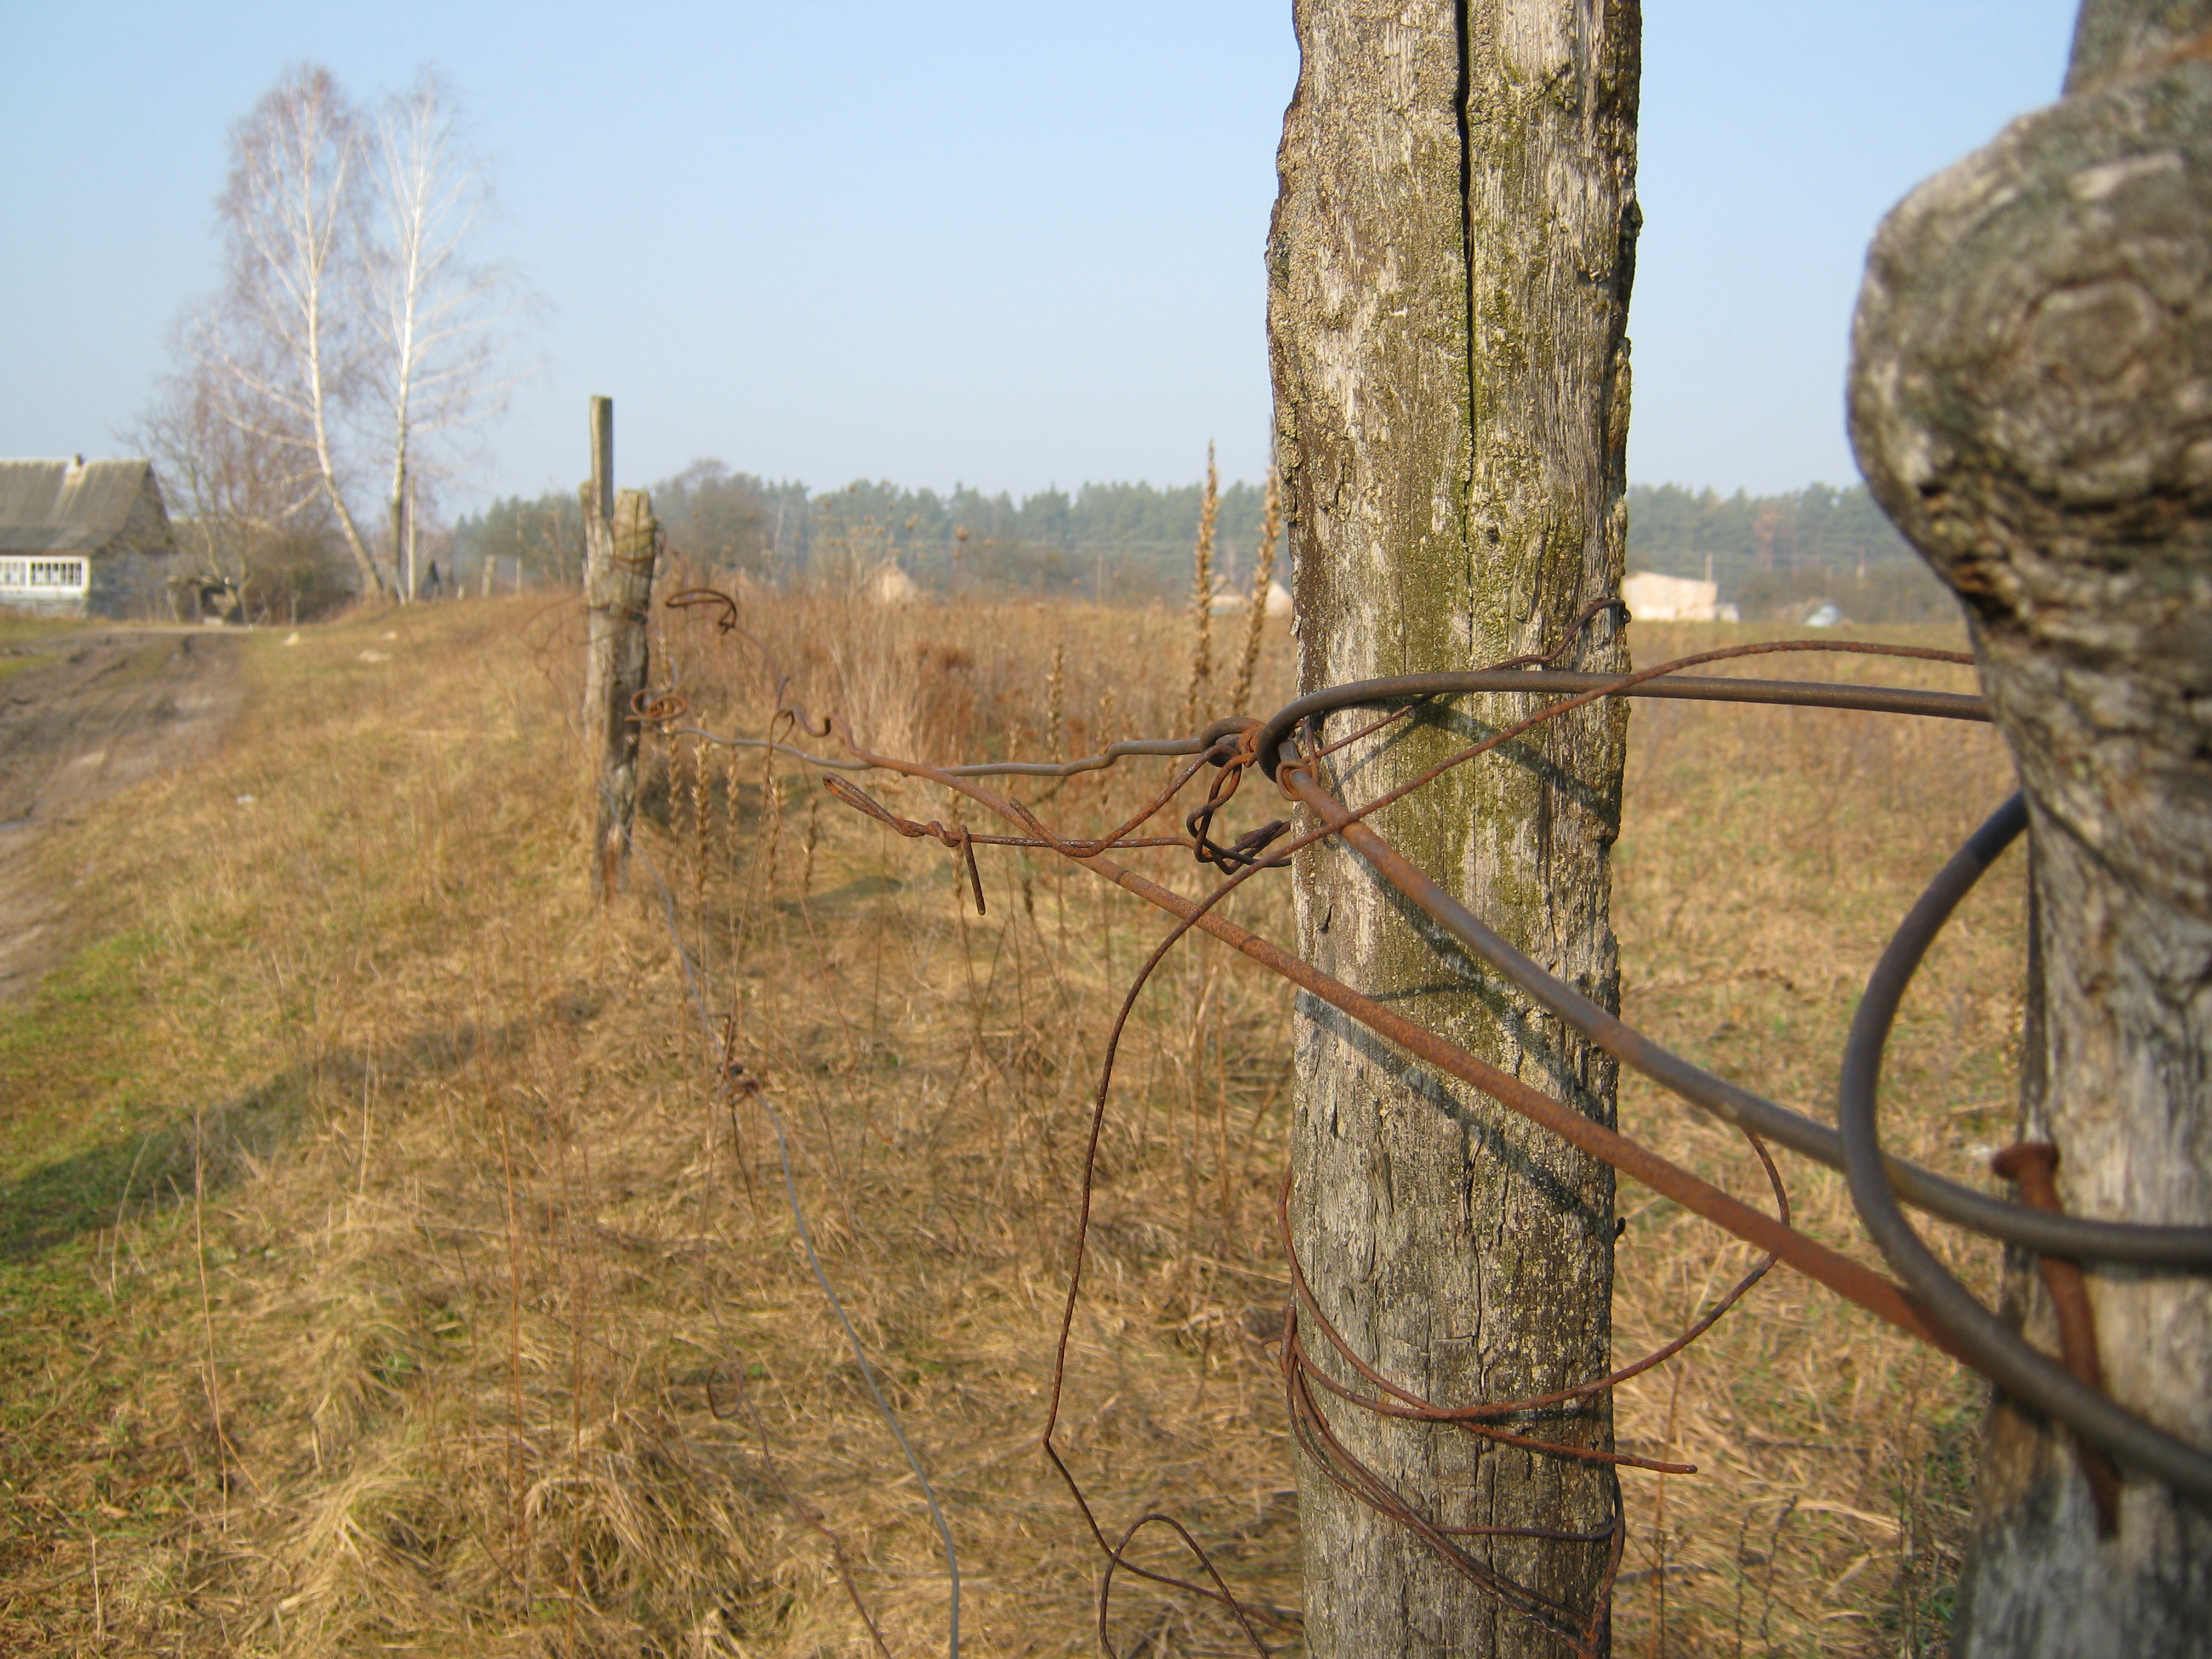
[1,1,2078,507]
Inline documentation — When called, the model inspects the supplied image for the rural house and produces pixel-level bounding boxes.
[0,456,178,618]
[1621,569,1740,623]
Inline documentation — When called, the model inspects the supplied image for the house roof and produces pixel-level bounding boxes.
[0,458,165,554]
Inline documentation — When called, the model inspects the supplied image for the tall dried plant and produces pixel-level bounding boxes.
[1181,443,1219,733]
[1230,469,1281,714]
[801,790,820,903]
[1045,642,1067,763]
[689,732,711,905]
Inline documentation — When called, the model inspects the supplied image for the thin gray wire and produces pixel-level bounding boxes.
[663,728,871,770]
[665,723,1210,779]
[631,828,962,1659]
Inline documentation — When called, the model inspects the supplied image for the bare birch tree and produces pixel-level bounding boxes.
[191,63,384,597]
[364,71,531,601]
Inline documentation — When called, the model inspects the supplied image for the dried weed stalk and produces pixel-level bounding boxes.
[1230,471,1280,716]
[1182,445,1219,733]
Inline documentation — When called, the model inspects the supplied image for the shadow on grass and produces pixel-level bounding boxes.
[782,872,907,916]
[0,1076,303,1261]
[0,994,598,1261]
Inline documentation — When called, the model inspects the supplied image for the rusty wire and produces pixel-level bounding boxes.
[655,584,2212,1655]
[666,597,1924,1651]
[1279,770,2212,1269]
[1253,665,2212,1499]
[1255,662,2212,1508]
[1835,799,2212,1503]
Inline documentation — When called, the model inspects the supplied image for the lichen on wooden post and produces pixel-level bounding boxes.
[578,396,659,900]
[1267,1,1640,1652]
[1848,1,2212,1649]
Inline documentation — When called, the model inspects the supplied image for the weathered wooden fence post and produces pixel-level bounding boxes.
[1849,1,2212,1649]
[579,395,660,900]
[1269,2,1639,1652]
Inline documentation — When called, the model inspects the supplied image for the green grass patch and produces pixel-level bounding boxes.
[0,614,85,648]
[0,930,169,1184]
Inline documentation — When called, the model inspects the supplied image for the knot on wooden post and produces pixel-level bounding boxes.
[1848,55,2212,916]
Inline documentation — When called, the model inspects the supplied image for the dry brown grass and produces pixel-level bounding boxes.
[0,588,2018,1658]
[1606,626,2016,1658]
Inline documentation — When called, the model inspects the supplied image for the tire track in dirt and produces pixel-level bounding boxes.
[0,628,246,1003]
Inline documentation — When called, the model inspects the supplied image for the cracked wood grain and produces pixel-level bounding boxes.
[1268,2,1640,1651]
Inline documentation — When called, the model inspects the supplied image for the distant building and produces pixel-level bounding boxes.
[1621,570,1739,623]
[868,560,921,604]
[0,457,178,618]
[1207,579,1293,616]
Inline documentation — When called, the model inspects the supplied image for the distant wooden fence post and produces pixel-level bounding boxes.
[579,395,660,900]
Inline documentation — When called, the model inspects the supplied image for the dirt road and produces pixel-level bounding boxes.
[0,628,246,1002]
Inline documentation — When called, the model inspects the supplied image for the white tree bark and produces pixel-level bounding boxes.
[366,72,527,605]
[1268,2,1638,1653]
[1848,2,2212,1649]
[199,64,384,598]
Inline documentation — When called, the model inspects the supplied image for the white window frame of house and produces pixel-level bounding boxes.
[0,557,89,592]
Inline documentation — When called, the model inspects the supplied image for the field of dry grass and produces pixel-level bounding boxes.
[0,585,2020,1656]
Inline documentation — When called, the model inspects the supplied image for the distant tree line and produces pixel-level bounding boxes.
[459,471,1949,623]
[454,464,1272,603]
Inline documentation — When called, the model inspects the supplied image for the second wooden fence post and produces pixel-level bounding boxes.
[580,395,660,900]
